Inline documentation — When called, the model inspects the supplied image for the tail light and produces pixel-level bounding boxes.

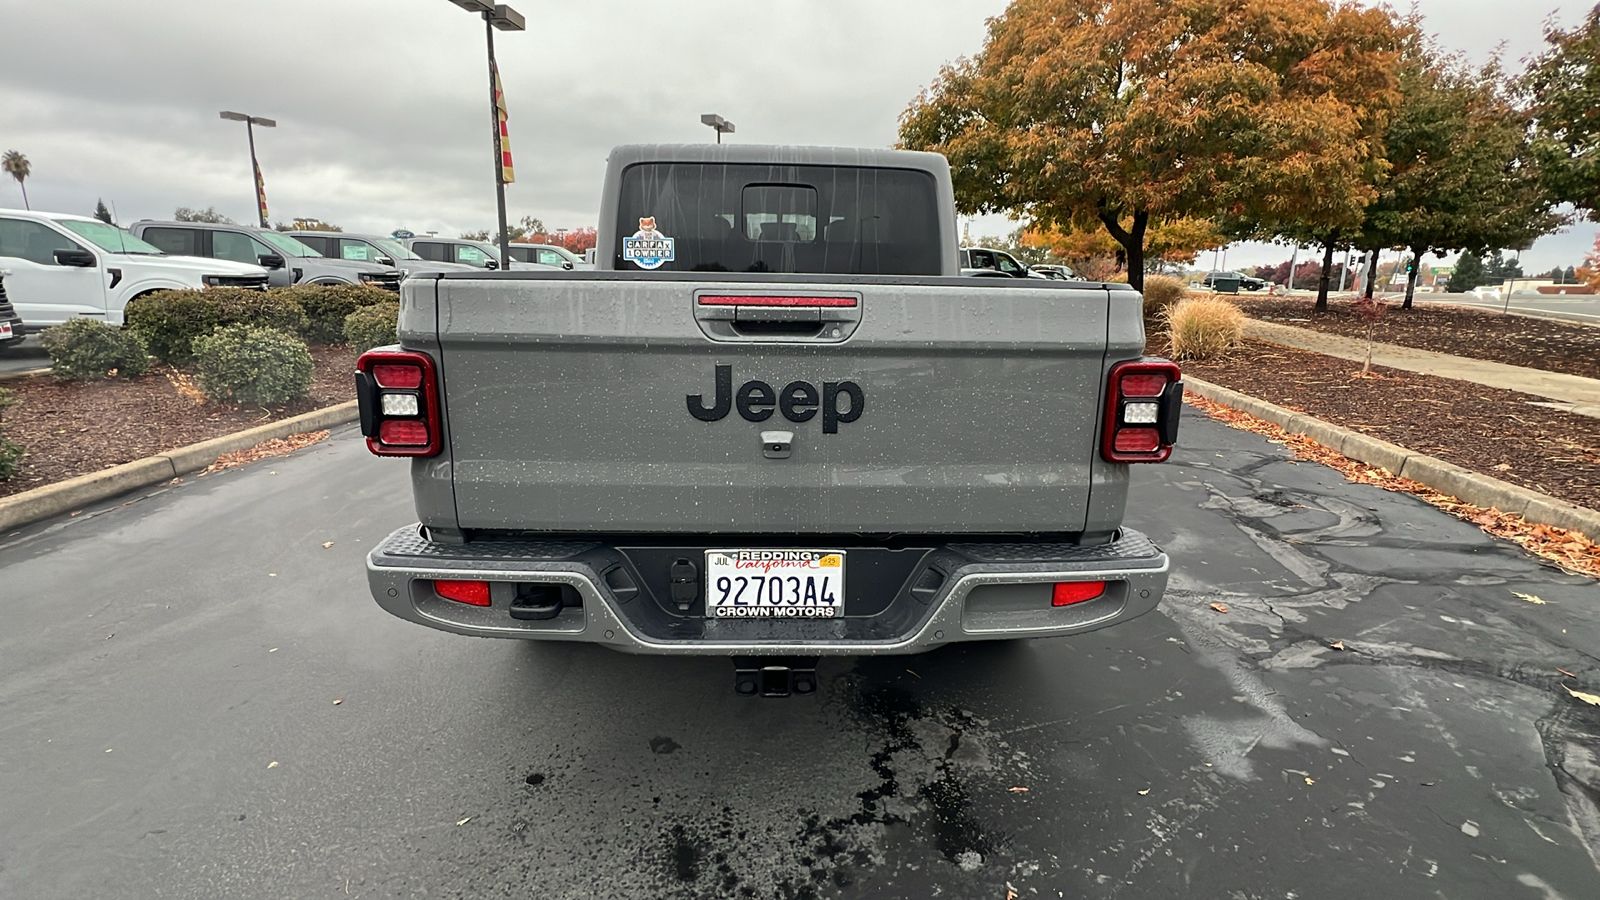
[1102,359,1182,463]
[356,349,441,457]
[1052,581,1107,606]
[434,579,491,606]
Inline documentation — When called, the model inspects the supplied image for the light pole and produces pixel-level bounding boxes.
[446,1,524,269]
[219,111,275,227]
[701,114,735,144]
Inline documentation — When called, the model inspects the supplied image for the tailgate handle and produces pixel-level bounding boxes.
[694,293,862,343]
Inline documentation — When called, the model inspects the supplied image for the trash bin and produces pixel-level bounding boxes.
[1211,274,1242,294]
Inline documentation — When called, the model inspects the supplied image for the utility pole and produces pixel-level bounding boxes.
[219,111,275,227]
[446,1,524,269]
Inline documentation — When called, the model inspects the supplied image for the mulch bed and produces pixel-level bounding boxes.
[0,345,356,500]
[1178,339,1600,511]
[1233,296,1600,381]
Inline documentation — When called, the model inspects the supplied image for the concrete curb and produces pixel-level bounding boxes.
[0,367,51,382]
[0,400,358,533]
[1183,377,1600,542]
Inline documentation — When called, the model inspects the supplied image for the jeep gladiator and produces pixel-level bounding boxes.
[357,144,1181,695]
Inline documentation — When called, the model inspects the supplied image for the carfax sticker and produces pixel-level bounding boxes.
[622,216,675,269]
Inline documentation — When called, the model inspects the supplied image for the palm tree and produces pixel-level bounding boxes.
[2,151,30,210]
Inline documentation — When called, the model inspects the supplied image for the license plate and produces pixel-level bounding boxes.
[704,549,845,619]
[0,323,11,340]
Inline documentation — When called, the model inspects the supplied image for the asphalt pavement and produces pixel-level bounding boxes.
[0,336,49,377]
[2,420,1597,899]
[1414,291,1600,326]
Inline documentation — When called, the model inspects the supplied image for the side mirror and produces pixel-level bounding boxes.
[54,248,97,267]
[378,256,395,267]
[257,253,286,270]
[563,261,574,270]
[484,258,499,270]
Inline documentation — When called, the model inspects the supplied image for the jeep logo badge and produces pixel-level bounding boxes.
[687,365,863,434]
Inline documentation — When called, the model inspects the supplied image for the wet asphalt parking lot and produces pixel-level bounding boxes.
[2,416,1598,899]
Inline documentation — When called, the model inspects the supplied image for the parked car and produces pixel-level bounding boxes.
[288,231,474,277]
[130,220,400,292]
[506,242,590,269]
[404,236,504,270]
[0,269,21,348]
[1029,264,1077,280]
[0,209,269,330]
[356,143,1180,692]
[1200,270,1267,291]
[959,246,1036,278]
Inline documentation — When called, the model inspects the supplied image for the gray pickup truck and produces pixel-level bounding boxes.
[357,144,1181,695]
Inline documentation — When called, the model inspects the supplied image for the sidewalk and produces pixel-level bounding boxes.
[1243,319,1600,419]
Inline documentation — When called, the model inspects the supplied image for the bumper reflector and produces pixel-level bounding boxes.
[435,579,491,606]
[1052,581,1107,606]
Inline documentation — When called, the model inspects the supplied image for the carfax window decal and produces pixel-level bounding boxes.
[621,216,675,269]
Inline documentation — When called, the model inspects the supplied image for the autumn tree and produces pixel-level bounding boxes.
[1353,31,1558,309]
[898,0,1403,291]
[288,217,342,232]
[1024,217,1224,277]
[1524,4,1600,216]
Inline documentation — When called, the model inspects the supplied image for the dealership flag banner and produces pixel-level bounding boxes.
[493,61,514,184]
[254,160,268,222]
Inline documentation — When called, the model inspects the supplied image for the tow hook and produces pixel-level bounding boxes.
[733,657,819,697]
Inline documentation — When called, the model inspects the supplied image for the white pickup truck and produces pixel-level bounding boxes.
[0,209,269,332]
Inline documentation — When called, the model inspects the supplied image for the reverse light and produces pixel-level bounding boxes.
[435,579,491,606]
[1102,359,1182,463]
[1052,581,1107,606]
[380,393,419,416]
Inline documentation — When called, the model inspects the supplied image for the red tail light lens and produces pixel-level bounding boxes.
[1053,581,1107,606]
[435,579,491,606]
[372,363,423,389]
[379,419,430,446]
[358,349,441,457]
[1113,427,1161,453]
[1102,359,1182,463]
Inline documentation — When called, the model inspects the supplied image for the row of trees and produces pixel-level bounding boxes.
[899,0,1600,310]
[459,216,598,253]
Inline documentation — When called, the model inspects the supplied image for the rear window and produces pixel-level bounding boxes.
[614,163,941,275]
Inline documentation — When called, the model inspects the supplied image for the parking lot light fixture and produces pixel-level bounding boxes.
[219,110,275,227]
[701,114,735,144]
[444,0,524,269]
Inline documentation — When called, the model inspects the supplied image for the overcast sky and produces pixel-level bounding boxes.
[0,0,1593,272]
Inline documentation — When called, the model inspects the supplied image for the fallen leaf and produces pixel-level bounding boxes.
[1513,591,1547,604]
[269,648,278,653]
[322,541,334,549]
[1565,685,1600,707]
[1005,883,1018,900]
[1304,776,1315,785]
[456,817,472,826]
[1137,789,1150,796]
[267,761,279,769]
[1329,640,1345,651]
[333,699,343,706]
[1209,603,1230,614]
[1556,668,1577,678]
[1007,786,1030,793]
[906,669,920,679]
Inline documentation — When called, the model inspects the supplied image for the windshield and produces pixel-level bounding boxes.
[372,237,420,260]
[57,220,164,255]
[258,230,322,257]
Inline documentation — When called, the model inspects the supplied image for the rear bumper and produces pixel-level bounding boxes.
[365,527,1169,655]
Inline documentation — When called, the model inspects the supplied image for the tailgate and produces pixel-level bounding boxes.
[433,276,1117,534]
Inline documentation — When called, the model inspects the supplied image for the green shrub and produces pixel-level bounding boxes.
[0,387,20,482]
[283,284,395,343]
[124,288,306,366]
[39,318,151,380]
[192,324,314,406]
[1141,274,1187,311]
[343,303,399,354]
[1163,296,1244,360]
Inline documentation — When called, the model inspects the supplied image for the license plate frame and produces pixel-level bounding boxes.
[704,549,846,619]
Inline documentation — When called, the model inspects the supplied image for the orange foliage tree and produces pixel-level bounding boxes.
[899,0,1405,290]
